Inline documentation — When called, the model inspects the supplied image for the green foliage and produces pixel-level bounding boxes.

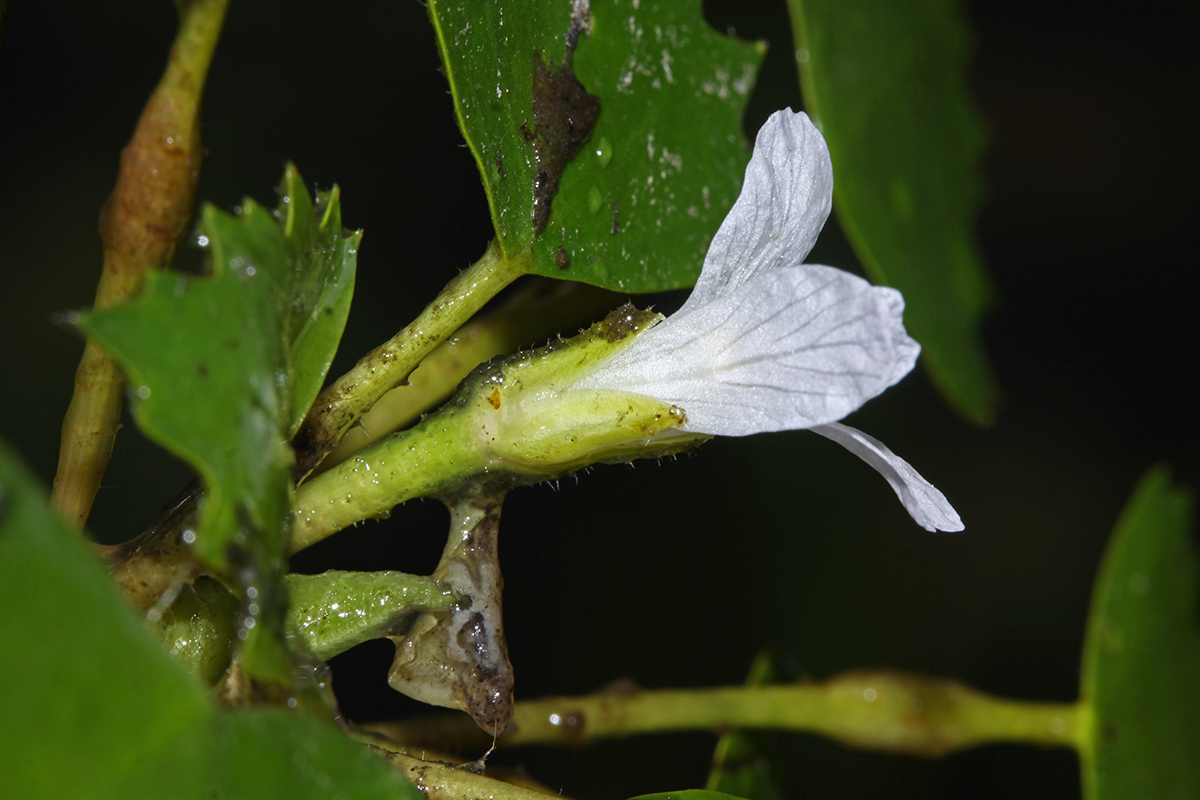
[1079,467,1200,799]
[788,0,999,424]
[429,0,762,291]
[706,653,784,799]
[79,165,357,683]
[0,442,211,798]
[0,443,419,800]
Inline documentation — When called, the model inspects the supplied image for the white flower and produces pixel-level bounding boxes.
[573,109,963,532]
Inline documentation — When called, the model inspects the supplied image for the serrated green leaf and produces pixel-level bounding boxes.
[1078,467,1200,800]
[79,165,356,683]
[275,165,358,436]
[0,442,420,800]
[788,0,999,424]
[429,0,762,291]
[81,201,295,681]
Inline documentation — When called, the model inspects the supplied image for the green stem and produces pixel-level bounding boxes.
[291,240,526,478]
[317,279,616,474]
[360,742,564,800]
[52,0,230,529]
[290,408,487,553]
[369,671,1082,757]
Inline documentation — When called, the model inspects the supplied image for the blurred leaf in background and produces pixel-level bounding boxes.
[788,0,999,424]
[1078,467,1200,799]
[0,442,419,800]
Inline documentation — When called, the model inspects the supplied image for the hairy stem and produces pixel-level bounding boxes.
[318,278,616,473]
[52,0,231,529]
[369,671,1081,757]
[291,240,527,479]
[290,408,489,553]
[365,746,565,800]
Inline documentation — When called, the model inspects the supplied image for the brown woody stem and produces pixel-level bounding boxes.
[52,0,231,529]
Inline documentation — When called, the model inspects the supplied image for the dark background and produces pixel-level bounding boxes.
[1,1,1196,797]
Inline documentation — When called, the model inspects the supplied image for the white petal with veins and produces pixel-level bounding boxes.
[575,264,919,436]
[812,423,964,532]
[568,108,963,532]
[689,109,833,308]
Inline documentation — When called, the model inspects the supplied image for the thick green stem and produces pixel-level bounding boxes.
[364,745,564,800]
[291,240,526,479]
[318,279,616,473]
[369,671,1081,757]
[291,407,488,553]
[291,305,695,553]
[52,0,230,529]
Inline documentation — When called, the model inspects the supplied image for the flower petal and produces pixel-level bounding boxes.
[574,264,919,435]
[689,109,833,308]
[812,422,964,532]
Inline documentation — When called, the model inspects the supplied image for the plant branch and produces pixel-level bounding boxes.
[364,745,566,800]
[51,0,231,529]
[318,278,617,474]
[368,670,1081,758]
[291,239,527,479]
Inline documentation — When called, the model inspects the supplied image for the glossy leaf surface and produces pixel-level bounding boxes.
[0,443,418,800]
[1079,467,1200,799]
[788,0,999,424]
[429,0,762,291]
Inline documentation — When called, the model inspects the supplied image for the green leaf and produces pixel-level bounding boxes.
[274,165,359,437]
[788,0,999,424]
[429,0,762,291]
[79,165,356,682]
[1078,466,1200,799]
[0,441,210,798]
[0,442,420,800]
[286,571,456,661]
[116,710,423,800]
[706,652,784,800]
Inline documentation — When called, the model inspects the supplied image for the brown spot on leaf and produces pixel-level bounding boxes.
[530,54,600,234]
[487,388,501,410]
[555,245,571,269]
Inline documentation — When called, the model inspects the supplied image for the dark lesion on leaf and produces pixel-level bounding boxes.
[529,35,600,237]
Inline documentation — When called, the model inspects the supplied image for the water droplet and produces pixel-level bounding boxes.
[136,386,151,399]
[596,136,613,168]
[587,186,603,213]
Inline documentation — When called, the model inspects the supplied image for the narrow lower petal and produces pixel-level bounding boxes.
[690,109,834,308]
[812,422,963,532]
[574,264,919,436]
